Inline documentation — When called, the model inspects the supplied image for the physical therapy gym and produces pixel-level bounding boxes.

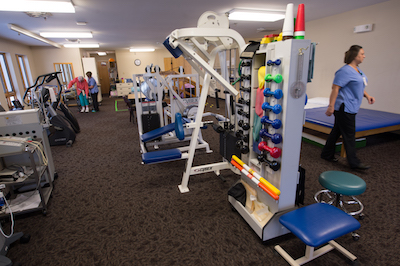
[0,0,399,265]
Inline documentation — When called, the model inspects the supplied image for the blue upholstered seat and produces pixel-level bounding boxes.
[279,203,360,247]
[142,149,182,164]
[319,171,366,196]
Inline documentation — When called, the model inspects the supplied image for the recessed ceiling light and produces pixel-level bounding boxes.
[97,52,107,56]
[64,43,99,48]
[228,9,285,22]
[130,48,155,52]
[0,0,75,13]
[76,22,88,26]
[40,32,93,38]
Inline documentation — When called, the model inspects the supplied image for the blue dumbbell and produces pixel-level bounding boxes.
[262,102,282,114]
[263,88,283,99]
[259,129,282,144]
[267,59,281,66]
[260,116,282,129]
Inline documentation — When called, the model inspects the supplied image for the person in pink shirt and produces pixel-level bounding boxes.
[68,76,90,113]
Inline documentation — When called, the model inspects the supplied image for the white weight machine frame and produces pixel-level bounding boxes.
[133,67,211,156]
[164,11,313,242]
[164,12,247,193]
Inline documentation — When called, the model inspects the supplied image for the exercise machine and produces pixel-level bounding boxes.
[133,66,212,162]
[23,72,80,146]
[163,10,315,242]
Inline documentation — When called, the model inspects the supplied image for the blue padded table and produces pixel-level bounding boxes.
[305,107,400,136]
[304,107,400,156]
[275,203,360,265]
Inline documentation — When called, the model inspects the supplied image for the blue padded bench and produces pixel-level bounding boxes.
[142,149,182,164]
[140,113,185,143]
[141,123,176,143]
[275,203,360,265]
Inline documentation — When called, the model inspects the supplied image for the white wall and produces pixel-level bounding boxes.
[306,0,400,114]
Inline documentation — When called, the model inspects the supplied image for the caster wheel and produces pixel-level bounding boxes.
[42,210,47,216]
[66,140,73,147]
[352,232,360,241]
[20,234,31,244]
[54,172,58,180]
[359,213,365,220]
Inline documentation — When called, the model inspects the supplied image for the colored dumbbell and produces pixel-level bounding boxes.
[260,116,282,129]
[264,73,283,83]
[258,141,282,158]
[238,109,250,118]
[262,102,282,114]
[267,59,281,66]
[257,154,281,171]
[259,129,282,144]
[263,88,283,99]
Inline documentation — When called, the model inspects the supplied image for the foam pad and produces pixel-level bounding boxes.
[175,113,185,141]
[279,203,360,247]
[142,149,182,164]
[319,171,366,196]
[141,123,175,143]
[305,107,400,131]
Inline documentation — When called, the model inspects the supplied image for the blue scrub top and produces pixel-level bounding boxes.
[333,64,367,114]
[88,77,99,94]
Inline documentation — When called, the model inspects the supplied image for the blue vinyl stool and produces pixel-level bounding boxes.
[275,203,360,266]
[314,171,366,218]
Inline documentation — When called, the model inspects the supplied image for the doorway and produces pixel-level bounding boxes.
[97,60,110,96]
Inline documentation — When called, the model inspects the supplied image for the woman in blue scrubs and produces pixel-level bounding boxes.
[321,45,375,170]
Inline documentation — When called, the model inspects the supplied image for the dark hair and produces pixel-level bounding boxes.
[86,71,92,77]
[344,45,363,64]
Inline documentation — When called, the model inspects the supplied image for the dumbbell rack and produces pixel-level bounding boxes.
[229,39,311,241]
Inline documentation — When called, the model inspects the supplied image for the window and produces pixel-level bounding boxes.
[54,63,74,85]
[16,54,31,90]
[0,52,16,110]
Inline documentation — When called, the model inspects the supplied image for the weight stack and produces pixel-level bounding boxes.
[220,131,241,161]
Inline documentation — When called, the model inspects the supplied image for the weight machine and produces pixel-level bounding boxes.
[163,10,313,241]
[133,66,212,161]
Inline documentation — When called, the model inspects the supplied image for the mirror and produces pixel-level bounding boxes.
[54,63,74,85]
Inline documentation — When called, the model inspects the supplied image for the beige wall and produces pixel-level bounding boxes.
[306,0,400,114]
[1,0,399,114]
[30,46,84,78]
[0,38,36,109]
[115,48,172,80]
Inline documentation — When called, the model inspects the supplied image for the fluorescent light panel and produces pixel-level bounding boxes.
[130,48,155,52]
[8,24,61,48]
[64,43,99,48]
[229,9,285,22]
[0,0,75,13]
[40,32,93,38]
[98,52,107,56]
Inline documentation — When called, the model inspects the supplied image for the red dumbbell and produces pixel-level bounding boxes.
[258,141,282,158]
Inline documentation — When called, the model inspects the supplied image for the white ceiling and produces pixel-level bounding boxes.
[0,0,388,52]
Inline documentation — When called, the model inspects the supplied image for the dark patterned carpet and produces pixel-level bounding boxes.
[6,96,400,266]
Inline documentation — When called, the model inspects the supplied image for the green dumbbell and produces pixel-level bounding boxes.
[264,73,283,83]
